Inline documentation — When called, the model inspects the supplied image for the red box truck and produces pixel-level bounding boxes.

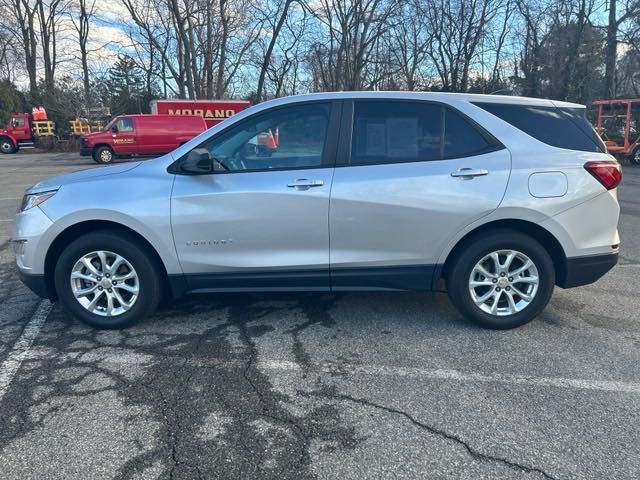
[150,99,252,128]
[80,114,206,164]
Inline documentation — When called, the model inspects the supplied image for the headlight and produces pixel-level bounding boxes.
[19,191,57,212]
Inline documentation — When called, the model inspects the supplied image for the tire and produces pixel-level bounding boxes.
[54,230,162,329]
[446,229,555,329]
[0,137,16,154]
[630,147,640,166]
[94,146,114,164]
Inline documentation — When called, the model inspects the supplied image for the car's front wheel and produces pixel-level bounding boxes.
[630,147,640,166]
[446,230,555,329]
[54,230,162,328]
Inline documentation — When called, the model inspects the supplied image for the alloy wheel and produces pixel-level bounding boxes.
[70,250,139,316]
[468,249,539,316]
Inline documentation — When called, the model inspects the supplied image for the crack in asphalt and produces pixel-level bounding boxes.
[284,297,337,376]
[283,289,568,479]
[159,391,180,480]
[330,392,561,480]
[148,321,221,480]
[230,305,310,474]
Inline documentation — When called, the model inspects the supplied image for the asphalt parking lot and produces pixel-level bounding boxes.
[0,152,639,480]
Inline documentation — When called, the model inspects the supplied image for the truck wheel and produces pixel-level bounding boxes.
[630,147,640,166]
[0,138,16,154]
[94,146,114,164]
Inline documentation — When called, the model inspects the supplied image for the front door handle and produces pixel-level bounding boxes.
[287,179,324,189]
[450,168,489,178]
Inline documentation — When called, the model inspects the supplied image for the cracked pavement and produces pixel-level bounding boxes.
[0,153,639,479]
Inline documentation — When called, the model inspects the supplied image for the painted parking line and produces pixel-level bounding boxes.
[0,300,52,403]
[260,360,640,394]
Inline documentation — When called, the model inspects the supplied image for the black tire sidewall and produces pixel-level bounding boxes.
[447,230,555,329]
[54,231,161,329]
[0,139,16,154]
[94,147,113,164]
[631,147,640,165]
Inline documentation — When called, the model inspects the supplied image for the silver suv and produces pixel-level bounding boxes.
[13,92,621,329]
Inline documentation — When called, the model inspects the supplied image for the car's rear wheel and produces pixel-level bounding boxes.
[94,146,114,164]
[54,231,162,329]
[630,146,640,166]
[447,230,555,329]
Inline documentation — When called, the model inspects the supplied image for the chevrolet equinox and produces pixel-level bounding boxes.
[13,92,621,329]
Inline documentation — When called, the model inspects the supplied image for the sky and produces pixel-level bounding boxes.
[10,0,624,92]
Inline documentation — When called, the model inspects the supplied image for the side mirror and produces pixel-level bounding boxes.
[181,148,212,174]
[111,125,118,133]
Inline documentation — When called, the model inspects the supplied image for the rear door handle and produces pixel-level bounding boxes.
[287,179,324,189]
[450,168,489,178]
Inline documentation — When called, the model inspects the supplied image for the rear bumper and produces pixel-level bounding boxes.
[558,252,618,288]
[18,270,50,298]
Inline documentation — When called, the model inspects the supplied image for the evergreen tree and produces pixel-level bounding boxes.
[97,55,159,116]
[0,80,25,125]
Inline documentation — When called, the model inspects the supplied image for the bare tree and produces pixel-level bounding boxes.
[0,9,23,82]
[386,0,434,91]
[263,7,309,97]
[421,0,501,92]
[305,0,399,91]
[5,0,39,96]
[603,0,640,97]
[514,0,551,97]
[484,0,513,92]
[37,0,67,96]
[122,0,262,99]
[68,0,96,107]
[255,0,298,101]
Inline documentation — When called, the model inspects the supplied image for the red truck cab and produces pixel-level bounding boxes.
[80,114,207,164]
[0,114,36,154]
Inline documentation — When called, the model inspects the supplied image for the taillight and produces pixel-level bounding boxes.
[584,161,622,190]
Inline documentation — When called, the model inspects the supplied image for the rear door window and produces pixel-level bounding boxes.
[351,101,501,165]
[473,102,605,153]
[351,101,442,165]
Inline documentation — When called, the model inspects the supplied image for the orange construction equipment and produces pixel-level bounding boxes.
[31,105,48,121]
[593,98,640,164]
[257,129,278,150]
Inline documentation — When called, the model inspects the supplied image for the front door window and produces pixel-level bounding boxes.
[200,103,331,172]
[116,118,134,132]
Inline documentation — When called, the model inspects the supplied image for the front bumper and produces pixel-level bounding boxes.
[13,205,53,274]
[18,270,50,298]
[79,146,92,156]
[558,252,618,288]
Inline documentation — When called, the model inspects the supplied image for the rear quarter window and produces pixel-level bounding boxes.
[473,102,605,153]
[443,108,492,158]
